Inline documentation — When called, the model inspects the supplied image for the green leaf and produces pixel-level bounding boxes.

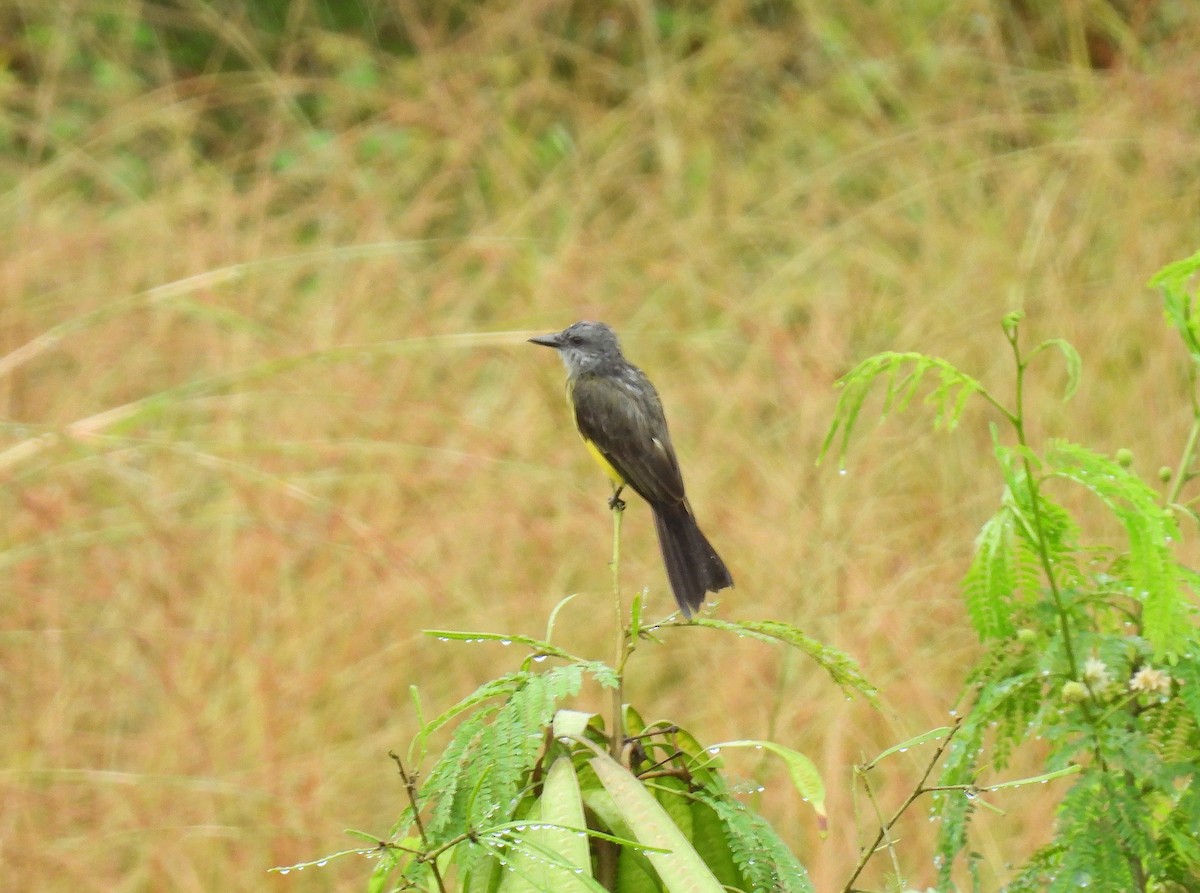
[963,507,1019,639]
[552,710,595,739]
[588,749,726,893]
[496,759,600,893]
[692,617,879,704]
[820,352,987,466]
[1151,249,1200,357]
[708,740,826,833]
[424,629,587,664]
[1044,441,1185,656]
[689,799,745,890]
[864,727,954,769]
[1029,338,1082,401]
[540,757,591,873]
[694,788,813,893]
[984,764,1082,791]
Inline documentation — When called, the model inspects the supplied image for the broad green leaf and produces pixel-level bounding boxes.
[589,749,725,893]
[540,757,591,876]
[552,710,595,739]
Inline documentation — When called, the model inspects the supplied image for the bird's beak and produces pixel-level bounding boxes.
[528,332,561,348]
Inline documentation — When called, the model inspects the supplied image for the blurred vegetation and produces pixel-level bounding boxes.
[3,1,1200,891]
[827,294,1200,891]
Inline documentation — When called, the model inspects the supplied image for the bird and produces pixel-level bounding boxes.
[529,321,733,617]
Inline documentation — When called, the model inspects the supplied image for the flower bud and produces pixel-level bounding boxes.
[1061,680,1088,703]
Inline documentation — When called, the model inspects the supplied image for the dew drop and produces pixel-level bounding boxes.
[279,869,290,875]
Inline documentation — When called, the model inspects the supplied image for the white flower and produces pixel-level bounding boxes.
[1129,666,1171,697]
[1082,658,1113,692]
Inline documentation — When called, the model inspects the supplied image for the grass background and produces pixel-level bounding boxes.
[3,1,1200,890]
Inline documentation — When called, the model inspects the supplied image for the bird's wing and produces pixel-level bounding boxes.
[571,371,686,505]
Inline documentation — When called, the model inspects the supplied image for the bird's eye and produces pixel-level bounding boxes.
[568,334,584,345]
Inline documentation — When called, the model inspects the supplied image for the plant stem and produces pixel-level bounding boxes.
[388,751,448,893]
[1165,417,1200,508]
[841,720,962,893]
[597,493,629,893]
[610,497,625,762]
[1005,325,1080,680]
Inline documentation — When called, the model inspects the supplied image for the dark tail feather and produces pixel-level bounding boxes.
[652,502,733,617]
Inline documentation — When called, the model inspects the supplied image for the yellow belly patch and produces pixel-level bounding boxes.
[582,436,625,485]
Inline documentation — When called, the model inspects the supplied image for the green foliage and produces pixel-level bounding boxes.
[821,352,991,468]
[419,664,597,882]
[827,251,1200,891]
[695,787,814,893]
[693,617,879,705]
[280,599,855,891]
[1152,249,1200,361]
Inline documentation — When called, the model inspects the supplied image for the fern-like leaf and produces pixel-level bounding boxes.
[693,618,878,705]
[1051,771,1153,892]
[1044,441,1185,656]
[963,507,1019,639]
[1151,248,1200,358]
[420,663,593,879]
[423,671,532,737]
[694,787,813,893]
[820,352,989,466]
[936,671,1043,879]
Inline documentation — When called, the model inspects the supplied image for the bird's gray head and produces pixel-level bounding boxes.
[528,321,626,375]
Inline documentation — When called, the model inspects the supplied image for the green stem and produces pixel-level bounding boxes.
[1165,417,1200,508]
[388,751,449,893]
[1006,326,1079,680]
[597,499,628,893]
[610,498,625,762]
[841,721,962,893]
[1005,325,1117,785]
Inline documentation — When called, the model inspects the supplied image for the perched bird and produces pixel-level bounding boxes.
[529,321,733,617]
